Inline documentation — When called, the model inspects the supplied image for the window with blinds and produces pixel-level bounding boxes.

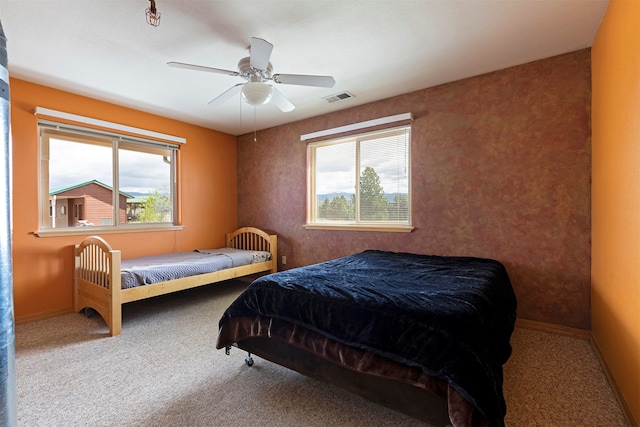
[38,122,179,234]
[306,125,412,231]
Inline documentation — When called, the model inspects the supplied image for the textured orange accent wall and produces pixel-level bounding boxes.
[592,0,640,423]
[238,50,592,330]
[10,78,238,321]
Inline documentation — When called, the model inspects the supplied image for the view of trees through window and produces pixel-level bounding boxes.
[131,189,172,223]
[317,166,410,222]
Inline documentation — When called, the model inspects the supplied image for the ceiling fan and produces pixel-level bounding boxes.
[168,37,335,112]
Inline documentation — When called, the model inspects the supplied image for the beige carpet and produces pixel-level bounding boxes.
[15,280,627,426]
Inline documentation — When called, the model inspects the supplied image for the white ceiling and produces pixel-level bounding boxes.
[0,1,608,136]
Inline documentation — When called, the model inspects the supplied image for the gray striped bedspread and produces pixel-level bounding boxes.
[120,248,270,289]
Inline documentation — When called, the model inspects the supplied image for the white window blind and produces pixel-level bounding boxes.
[306,123,412,231]
[34,107,186,145]
[301,112,412,142]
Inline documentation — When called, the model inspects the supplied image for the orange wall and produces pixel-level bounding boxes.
[237,50,592,330]
[591,0,640,423]
[10,78,238,322]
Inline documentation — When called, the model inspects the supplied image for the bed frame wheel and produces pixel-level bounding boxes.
[245,353,254,367]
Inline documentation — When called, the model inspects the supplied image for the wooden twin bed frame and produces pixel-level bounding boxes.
[74,227,277,336]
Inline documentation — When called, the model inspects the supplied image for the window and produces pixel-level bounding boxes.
[38,122,179,234]
[306,125,412,231]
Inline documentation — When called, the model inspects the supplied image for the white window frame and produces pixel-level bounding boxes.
[36,121,183,236]
[305,124,413,232]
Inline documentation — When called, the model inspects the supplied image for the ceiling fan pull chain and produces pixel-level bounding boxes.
[253,107,258,143]
[238,89,243,136]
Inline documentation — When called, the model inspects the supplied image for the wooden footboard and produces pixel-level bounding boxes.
[74,236,122,336]
[74,227,277,337]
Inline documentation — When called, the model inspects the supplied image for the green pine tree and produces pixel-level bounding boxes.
[359,166,388,221]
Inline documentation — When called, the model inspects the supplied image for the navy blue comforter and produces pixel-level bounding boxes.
[219,250,517,426]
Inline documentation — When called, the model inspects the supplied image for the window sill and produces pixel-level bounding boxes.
[34,225,185,237]
[303,223,413,233]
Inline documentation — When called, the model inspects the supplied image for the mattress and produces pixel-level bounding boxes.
[120,248,271,289]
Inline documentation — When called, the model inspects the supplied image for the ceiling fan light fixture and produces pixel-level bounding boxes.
[241,81,273,106]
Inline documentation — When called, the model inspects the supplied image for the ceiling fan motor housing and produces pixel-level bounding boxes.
[238,57,272,81]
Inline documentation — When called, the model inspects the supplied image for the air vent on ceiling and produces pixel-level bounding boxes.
[323,91,355,103]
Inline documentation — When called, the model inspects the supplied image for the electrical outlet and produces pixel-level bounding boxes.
[282,255,287,265]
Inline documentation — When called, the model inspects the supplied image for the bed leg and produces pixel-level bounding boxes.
[245,353,254,367]
[224,346,254,367]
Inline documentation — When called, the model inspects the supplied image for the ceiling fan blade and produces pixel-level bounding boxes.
[207,84,243,106]
[249,37,273,70]
[270,86,295,112]
[272,73,335,88]
[168,61,240,77]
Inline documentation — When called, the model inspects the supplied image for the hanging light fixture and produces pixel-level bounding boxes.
[146,0,161,27]
[241,81,273,106]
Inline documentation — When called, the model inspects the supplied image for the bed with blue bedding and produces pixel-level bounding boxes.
[216,250,517,427]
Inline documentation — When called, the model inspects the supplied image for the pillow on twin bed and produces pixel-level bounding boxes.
[196,247,271,264]
[247,250,271,263]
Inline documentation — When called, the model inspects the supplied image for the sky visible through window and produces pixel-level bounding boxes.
[49,138,170,194]
[50,134,407,197]
[316,135,409,195]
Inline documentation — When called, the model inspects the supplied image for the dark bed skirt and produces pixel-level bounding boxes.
[217,315,486,427]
